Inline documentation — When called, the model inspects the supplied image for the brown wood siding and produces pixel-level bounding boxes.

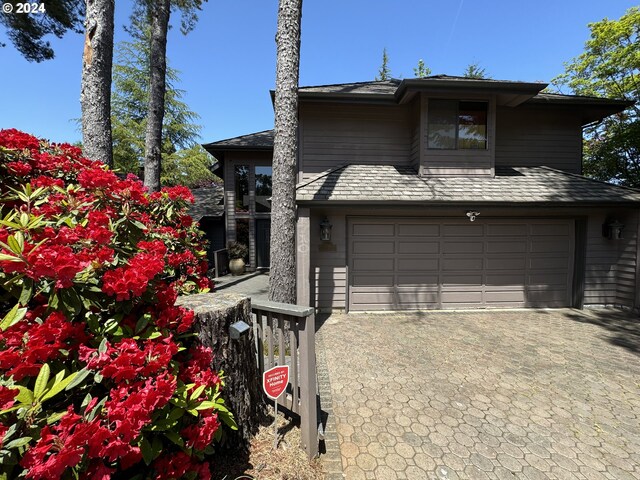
[409,101,420,171]
[583,209,638,308]
[310,212,347,310]
[299,103,411,180]
[495,106,582,173]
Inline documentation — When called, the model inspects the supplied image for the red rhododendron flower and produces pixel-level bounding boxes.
[1,130,225,478]
[0,128,40,151]
[77,168,119,190]
[26,244,85,288]
[0,386,18,410]
[181,412,219,450]
[21,409,89,480]
[162,185,195,203]
[6,161,32,176]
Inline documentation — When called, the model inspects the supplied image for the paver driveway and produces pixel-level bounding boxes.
[318,309,640,480]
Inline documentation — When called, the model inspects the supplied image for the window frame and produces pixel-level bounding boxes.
[426,99,489,151]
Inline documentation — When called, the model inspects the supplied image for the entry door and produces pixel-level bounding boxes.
[256,219,271,268]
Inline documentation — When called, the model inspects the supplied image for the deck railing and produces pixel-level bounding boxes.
[251,299,318,459]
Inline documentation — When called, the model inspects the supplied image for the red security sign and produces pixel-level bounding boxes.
[263,365,289,399]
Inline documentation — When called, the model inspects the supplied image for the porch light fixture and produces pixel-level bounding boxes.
[603,219,624,240]
[320,217,332,241]
[466,211,480,222]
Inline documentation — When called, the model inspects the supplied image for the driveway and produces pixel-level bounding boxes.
[317,309,640,480]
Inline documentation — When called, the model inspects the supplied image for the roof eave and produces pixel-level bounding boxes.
[395,79,548,105]
[296,199,640,207]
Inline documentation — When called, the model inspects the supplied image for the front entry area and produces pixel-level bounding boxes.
[348,217,575,311]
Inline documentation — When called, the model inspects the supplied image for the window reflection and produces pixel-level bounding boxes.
[427,100,487,150]
[235,165,249,213]
[255,166,272,213]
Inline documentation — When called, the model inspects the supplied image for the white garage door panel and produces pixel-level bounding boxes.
[348,218,574,311]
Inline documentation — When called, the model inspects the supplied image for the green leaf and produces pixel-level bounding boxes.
[46,411,67,425]
[65,368,91,391]
[140,436,153,465]
[14,386,33,405]
[164,431,184,447]
[189,384,206,401]
[194,401,215,411]
[42,371,78,402]
[0,304,27,331]
[4,437,31,449]
[98,338,108,354]
[18,279,32,306]
[151,435,163,461]
[135,314,151,334]
[6,235,22,255]
[33,364,50,400]
[0,253,21,262]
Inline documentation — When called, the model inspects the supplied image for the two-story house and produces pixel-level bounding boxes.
[204,75,640,312]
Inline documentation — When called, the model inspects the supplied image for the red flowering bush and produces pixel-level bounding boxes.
[0,129,235,479]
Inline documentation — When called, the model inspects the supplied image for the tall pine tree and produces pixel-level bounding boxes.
[269,0,303,303]
[111,15,215,188]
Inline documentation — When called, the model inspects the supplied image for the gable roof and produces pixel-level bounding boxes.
[296,165,640,206]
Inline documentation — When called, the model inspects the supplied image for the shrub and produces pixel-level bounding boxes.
[0,129,236,479]
[226,241,248,260]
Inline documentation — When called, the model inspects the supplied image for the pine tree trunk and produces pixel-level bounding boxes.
[81,0,114,166]
[269,0,303,304]
[143,0,170,193]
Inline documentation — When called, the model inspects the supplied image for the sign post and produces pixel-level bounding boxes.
[263,365,289,449]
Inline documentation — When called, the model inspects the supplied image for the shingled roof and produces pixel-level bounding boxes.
[188,186,224,221]
[296,165,640,206]
[203,130,274,151]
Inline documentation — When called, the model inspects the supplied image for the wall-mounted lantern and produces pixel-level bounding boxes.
[466,211,480,222]
[320,217,332,241]
[603,219,624,240]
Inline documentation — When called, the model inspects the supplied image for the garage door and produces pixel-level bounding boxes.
[348,218,574,311]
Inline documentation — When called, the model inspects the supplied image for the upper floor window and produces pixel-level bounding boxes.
[427,100,488,150]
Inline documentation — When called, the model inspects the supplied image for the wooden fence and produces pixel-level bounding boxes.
[251,299,318,459]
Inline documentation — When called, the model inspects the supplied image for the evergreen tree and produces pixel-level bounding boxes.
[0,0,85,62]
[413,58,431,78]
[111,16,215,188]
[139,0,208,192]
[269,0,303,303]
[375,47,391,81]
[81,0,115,166]
[463,62,489,79]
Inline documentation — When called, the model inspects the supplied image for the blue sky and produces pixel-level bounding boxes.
[0,0,636,146]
